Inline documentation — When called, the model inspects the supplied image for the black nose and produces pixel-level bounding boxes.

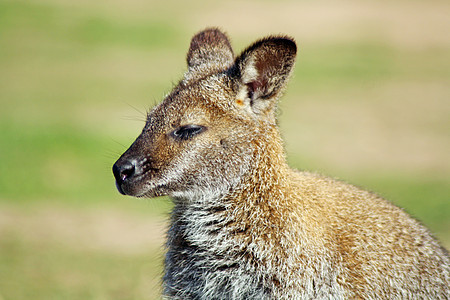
[113,160,136,194]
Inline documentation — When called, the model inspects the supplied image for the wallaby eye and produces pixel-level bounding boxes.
[171,125,206,140]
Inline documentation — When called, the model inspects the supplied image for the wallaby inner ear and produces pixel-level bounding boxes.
[234,37,297,115]
[185,28,234,80]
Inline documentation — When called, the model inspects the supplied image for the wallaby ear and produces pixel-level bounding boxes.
[185,28,234,80]
[234,37,297,116]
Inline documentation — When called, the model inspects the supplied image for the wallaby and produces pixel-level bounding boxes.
[113,28,450,299]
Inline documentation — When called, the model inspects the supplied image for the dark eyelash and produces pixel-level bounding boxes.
[171,125,207,140]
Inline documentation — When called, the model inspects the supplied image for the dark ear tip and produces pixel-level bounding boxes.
[237,36,297,63]
[281,37,297,53]
[268,37,297,56]
[195,27,228,39]
[187,27,234,68]
[189,28,232,50]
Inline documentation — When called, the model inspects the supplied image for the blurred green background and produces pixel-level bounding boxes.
[0,0,449,299]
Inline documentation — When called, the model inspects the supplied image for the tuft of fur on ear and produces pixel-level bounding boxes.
[185,28,234,80]
[234,37,297,116]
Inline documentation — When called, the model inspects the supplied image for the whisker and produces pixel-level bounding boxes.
[126,103,147,118]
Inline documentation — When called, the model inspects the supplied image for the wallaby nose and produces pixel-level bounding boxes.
[113,159,136,194]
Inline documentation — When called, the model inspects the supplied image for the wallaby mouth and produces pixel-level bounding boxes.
[114,179,126,195]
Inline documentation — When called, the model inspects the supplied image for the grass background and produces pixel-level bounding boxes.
[0,0,449,299]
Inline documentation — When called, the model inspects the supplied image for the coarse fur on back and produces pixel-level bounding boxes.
[113,28,450,299]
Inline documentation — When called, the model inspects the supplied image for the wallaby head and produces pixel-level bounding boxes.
[113,28,296,201]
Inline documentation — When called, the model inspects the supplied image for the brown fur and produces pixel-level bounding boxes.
[113,28,450,299]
